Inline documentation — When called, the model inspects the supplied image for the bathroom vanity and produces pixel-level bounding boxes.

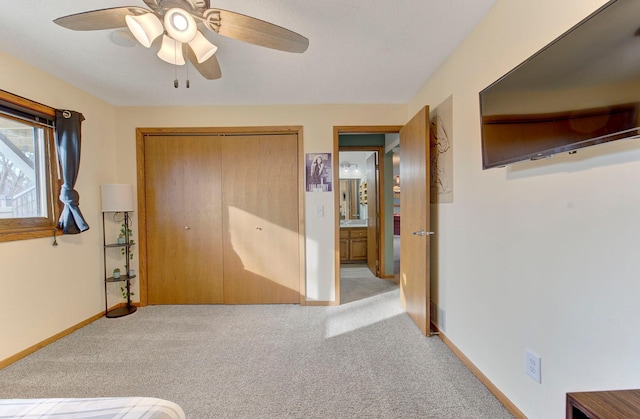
[340,221,368,263]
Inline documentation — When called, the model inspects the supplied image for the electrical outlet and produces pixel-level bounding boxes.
[526,350,541,383]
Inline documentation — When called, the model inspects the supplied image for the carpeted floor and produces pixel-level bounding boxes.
[340,264,399,304]
[0,285,513,418]
[340,235,400,305]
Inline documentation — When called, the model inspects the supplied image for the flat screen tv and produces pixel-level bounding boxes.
[479,0,640,169]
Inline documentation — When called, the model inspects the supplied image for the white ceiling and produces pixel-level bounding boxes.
[0,1,496,107]
[484,0,640,93]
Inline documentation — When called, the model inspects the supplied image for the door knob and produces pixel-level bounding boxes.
[184,226,190,230]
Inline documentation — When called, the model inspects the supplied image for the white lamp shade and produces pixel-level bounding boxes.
[125,13,163,48]
[189,30,218,63]
[164,8,197,43]
[157,35,185,65]
[101,184,135,212]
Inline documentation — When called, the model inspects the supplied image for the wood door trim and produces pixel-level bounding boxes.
[135,129,148,306]
[335,126,403,134]
[296,127,307,304]
[136,126,303,136]
[135,126,306,307]
[333,126,402,305]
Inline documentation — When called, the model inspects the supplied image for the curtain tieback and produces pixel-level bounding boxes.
[59,187,80,206]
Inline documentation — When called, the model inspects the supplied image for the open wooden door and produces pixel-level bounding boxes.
[366,152,379,277]
[399,106,432,336]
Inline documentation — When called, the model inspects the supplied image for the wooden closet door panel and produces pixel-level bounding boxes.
[222,134,300,304]
[145,135,224,304]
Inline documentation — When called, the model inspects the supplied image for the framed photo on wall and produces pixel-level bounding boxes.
[306,153,332,192]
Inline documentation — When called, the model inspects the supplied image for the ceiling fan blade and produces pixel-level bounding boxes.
[142,0,162,14]
[145,0,210,14]
[207,9,309,53]
[54,7,151,31]
[186,46,222,80]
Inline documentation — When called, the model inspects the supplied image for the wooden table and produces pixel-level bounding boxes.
[567,389,640,418]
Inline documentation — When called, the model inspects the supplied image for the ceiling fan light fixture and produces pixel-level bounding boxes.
[157,35,186,65]
[164,8,197,43]
[189,30,218,63]
[125,13,163,48]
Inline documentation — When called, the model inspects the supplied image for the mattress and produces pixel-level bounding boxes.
[0,396,186,418]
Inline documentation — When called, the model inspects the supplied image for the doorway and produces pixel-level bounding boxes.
[333,126,402,305]
[338,149,377,271]
[338,148,396,304]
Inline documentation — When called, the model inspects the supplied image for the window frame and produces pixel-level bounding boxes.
[0,90,62,243]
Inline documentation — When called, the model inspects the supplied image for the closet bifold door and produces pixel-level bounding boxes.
[221,134,300,304]
[145,135,224,304]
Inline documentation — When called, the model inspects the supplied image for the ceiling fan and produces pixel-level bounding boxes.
[53,0,309,82]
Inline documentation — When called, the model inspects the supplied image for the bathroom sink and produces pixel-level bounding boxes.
[340,219,367,227]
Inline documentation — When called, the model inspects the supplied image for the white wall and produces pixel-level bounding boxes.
[410,0,640,417]
[0,52,117,362]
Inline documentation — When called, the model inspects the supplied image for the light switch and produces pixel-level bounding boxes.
[315,205,324,217]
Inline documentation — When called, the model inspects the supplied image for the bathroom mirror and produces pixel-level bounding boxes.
[339,179,360,220]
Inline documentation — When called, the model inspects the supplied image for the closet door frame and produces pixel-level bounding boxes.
[135,126,306,306]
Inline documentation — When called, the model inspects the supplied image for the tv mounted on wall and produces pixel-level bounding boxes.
[479,0,640,169]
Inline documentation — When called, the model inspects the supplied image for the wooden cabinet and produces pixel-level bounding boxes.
[340,229,349,261]
[340,227,367,263]
[567,389,640,418]
[350,233,367,260]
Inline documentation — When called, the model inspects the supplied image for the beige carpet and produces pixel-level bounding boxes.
[340,263,399,304]
[340,235,400,305]
[0,286,513,418]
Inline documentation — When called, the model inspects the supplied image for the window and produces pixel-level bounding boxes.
[0,90,60,243]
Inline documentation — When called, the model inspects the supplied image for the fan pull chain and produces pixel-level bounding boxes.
[170,39,190,89]
[174,39,179,88]
[186,61,190,88]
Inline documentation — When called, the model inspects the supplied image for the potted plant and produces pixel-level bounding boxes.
[120,283,135,301]
[119,221,135,302]
[120,222,134,260]
[112,268,121,279]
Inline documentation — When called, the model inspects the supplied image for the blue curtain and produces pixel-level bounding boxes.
[55,109,89,234]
